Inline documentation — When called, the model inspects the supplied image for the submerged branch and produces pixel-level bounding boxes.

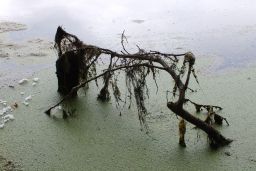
[184,98,223,112]
[45,63,166,115]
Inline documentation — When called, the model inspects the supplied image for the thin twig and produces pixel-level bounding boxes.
[121,30,130,54]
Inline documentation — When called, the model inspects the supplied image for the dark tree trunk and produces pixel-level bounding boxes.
[56,50,84,96]
[167,102,232,148]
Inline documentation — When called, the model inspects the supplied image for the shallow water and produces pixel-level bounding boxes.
[0,61,256,170]
[1,0,256,70]
[1,1,256,170]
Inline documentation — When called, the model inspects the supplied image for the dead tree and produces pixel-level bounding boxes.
[46,26,232,148]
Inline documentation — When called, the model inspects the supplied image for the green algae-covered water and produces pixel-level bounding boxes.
[1,56,256,170]
[1,0,256,170]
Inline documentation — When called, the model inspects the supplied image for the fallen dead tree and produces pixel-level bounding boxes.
[45,26,232,148]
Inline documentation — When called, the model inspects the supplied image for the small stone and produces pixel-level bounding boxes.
[22,101,29,106]
[25,95,32,101]
[18,78,28,84]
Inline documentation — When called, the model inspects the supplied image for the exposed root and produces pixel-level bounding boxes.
[45,26,232,148]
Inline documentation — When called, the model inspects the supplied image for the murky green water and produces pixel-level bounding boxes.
[1,58,256,170]
[1,0,256,170]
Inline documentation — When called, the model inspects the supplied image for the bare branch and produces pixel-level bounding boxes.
[50,26,232,148]
[46,63,167,114]
[184,98,223,112]
[121,30,130,54]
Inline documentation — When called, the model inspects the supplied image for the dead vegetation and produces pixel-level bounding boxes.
[45,26,232,148]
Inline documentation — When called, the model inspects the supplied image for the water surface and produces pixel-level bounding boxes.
[1,0,256,70]
[1,1,256,170]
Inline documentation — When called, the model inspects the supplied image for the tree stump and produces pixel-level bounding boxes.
[56,50,84,96]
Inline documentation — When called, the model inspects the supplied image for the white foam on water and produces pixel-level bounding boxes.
[22,101,29,106]
[25,95,32,101]
[0,100,7,105]
[33,77,39,82]
[3,114,15,123]
[50,105,63,119]
[0,106,14,129]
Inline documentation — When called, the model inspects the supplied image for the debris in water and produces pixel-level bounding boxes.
[6,106,12,112]
[50,105,64,119]
[179,119,186,147]
[3,114,15,122]
[18,78,28,85]
[251,159,256,162]
[33,77,39,82]
[0,100,7,106]
[11,102,18,109]
[14,103,18,108]
[20,92,25,95]
[62,110,68,119]
[32,82,37,86]
[25,95,32,101]
[224,151,231,156]
[22,101,29,106]
[0,106,12,115]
